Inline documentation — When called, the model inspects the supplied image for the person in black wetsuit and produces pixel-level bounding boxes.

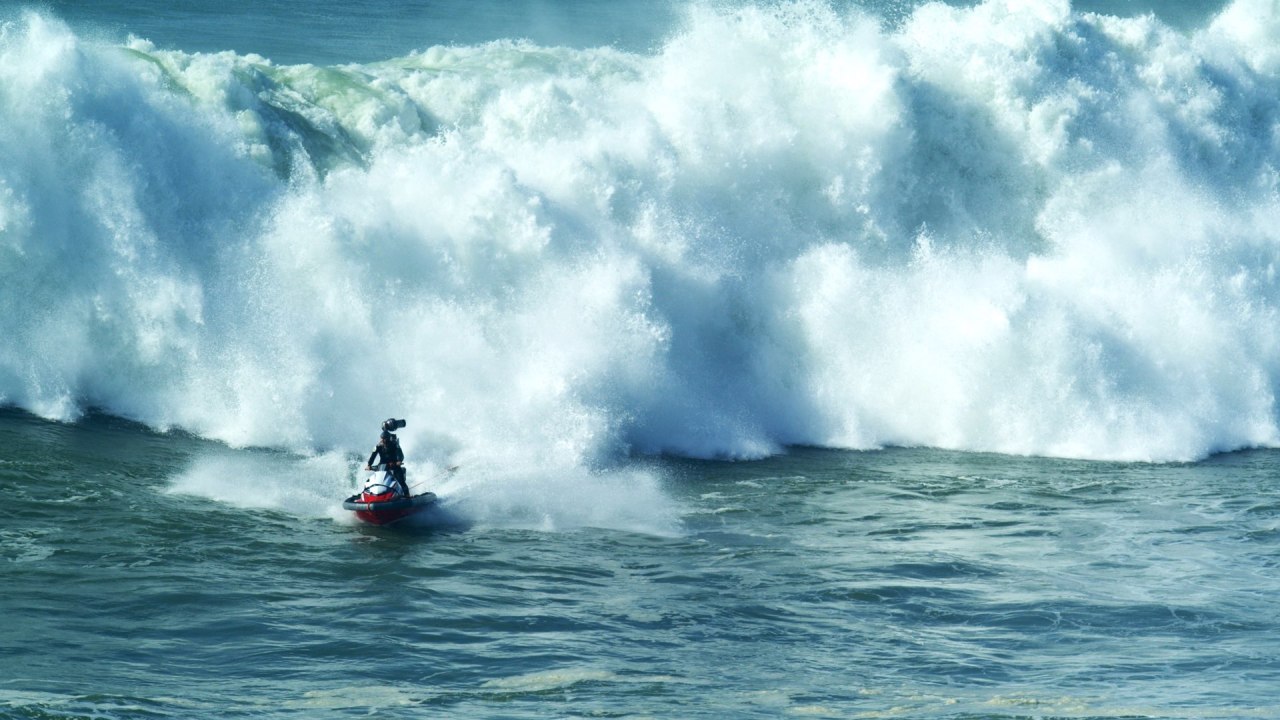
[365,427,409,497]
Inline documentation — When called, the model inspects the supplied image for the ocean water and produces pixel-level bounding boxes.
[2,0,1279,717]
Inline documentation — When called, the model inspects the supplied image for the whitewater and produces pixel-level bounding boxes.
[3,0,1278,469]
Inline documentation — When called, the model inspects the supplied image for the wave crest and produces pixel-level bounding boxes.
[2,2,1279,463]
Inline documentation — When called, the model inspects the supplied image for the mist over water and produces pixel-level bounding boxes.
[2,0,1280,470]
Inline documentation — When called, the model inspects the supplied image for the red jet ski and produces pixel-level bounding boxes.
[342,469,437,526]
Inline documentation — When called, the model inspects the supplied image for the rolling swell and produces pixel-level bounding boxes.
[1,1,1279,465]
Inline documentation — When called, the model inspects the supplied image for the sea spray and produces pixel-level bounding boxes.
[2,1,1279,469]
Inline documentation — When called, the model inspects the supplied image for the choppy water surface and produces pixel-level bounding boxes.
[3,410,1276,718]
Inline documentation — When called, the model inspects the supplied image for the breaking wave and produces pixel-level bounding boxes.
[3,0,1280,465]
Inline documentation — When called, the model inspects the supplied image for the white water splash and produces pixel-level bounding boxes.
[2,1,1279,465]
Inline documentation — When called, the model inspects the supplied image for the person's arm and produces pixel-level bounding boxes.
[366,447,379,469]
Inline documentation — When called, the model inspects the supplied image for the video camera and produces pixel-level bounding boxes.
[382,418,407,433]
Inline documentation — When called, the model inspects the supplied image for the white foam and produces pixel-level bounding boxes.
[433,461,683,535]
[167,451,355,520]
[3,2,1280,468]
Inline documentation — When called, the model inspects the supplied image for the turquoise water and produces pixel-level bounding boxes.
[36,0,681,62]
[3,0,1280,717]
[35,0,1232,65]
[4,408,1278,718]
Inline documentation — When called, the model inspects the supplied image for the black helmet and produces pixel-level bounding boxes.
[382,418,407,432]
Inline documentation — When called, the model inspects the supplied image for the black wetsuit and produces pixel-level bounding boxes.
[367,440,408,495]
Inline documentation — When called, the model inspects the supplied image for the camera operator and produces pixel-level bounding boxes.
[365,418,409,497]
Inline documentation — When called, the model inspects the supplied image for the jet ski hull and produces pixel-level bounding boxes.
[342,491,437,526]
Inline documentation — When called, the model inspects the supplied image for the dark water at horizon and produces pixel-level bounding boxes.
[30,0,1232,64]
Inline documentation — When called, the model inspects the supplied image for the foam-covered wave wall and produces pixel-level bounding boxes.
[2,0,1279,464]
